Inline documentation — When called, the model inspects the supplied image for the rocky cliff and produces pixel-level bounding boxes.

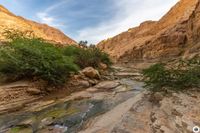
[0,5,76,45]
[98,0,200,63]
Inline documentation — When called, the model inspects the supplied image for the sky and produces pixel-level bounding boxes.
[0,0,179,44]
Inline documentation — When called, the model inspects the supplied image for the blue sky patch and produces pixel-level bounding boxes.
[0,0,178,44]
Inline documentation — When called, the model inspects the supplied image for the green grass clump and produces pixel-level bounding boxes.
[142,58,200,92]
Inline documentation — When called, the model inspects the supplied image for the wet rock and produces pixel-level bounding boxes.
[115,72,141,77]
[114,85,131,93]
[40,117,54,127]
[82,67,101,79]
[7,125,33,133]
[38,126,67,133]
[94,81,120,90]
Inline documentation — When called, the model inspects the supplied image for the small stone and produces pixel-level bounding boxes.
[82,67,101,79]
[26,88,42,95]
[78,80,90,88]
[41,117,54,126]
[172,109,183,117]
[99,63,108,70]
[69,79,90,88]
[86,87,99,93]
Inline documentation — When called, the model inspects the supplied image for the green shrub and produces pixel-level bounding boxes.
[63,46,112,68]
[0,37,79,85]
[0,31,112,86]
[142,59,200,92]
[142,63,170,92]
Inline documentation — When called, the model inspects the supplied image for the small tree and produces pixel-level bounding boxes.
[78,40,88,48]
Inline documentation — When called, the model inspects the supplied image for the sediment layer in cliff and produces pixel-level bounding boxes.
[98,0,200,62]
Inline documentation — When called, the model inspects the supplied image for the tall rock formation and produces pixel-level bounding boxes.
[98,0,200,62]
[0,5,76,45]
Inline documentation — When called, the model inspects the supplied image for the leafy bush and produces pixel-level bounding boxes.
[142,63,170,92]
[63,46,112,68]
[0,37,79,85]
[143,59,200,92]
[0,30,112,86]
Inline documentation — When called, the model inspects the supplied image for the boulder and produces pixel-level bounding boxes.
[69,80,90,88]
[82,67,100,79]
[77,80,90,88]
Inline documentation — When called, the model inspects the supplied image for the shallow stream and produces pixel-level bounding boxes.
[0,75,144,133]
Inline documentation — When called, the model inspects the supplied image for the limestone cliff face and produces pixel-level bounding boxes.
[98,0,200,62]
[0,5,76,45]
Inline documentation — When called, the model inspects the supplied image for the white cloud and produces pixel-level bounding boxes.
[36,12,64,27]
[37,13,54,25]
[36,0,69,28]
[76,0,179,44]
[44,0,69,13]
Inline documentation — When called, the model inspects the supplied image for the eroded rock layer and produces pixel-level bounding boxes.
[98,0,200,62]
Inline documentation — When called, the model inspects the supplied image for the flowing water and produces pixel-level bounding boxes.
[0,67,144,133]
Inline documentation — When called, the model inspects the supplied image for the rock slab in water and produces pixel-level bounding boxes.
[94,81,120,90]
